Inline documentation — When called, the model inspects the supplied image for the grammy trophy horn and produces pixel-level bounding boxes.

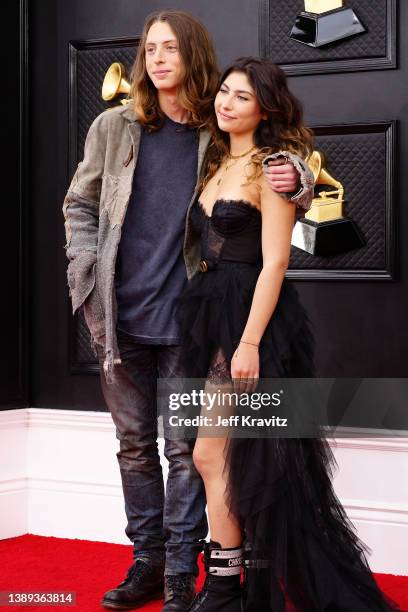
[102,62,131,103]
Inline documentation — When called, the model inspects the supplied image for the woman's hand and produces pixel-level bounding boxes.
[231,343,260,394]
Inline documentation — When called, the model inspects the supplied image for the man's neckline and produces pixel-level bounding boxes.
[163,113,189,127]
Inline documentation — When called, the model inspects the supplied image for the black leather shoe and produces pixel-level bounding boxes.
[101,559,164,610]
[163,573,196,611]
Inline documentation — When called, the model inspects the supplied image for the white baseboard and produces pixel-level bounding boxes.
[0,408,407,575]
[0,409,29,538]
[0,482,27,539]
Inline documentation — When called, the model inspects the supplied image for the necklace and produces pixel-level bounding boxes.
[229,145,257,159]
[216,145,257,186]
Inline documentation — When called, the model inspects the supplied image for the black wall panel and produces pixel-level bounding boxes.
[1,0,28,408]
[25,0,408,413]
[260,0,396,74]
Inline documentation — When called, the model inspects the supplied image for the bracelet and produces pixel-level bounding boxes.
[240,340,259,348]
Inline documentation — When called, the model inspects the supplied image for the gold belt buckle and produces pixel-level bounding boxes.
[199,260,208,273]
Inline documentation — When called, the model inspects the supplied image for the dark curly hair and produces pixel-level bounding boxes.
[201,56,314,188]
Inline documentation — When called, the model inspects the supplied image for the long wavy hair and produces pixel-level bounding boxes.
[129,10,220,130]
[201,57,314,188]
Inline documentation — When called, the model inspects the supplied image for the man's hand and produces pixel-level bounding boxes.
[263,156,301,194]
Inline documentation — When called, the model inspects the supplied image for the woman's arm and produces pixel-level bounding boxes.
[231,174,296,381]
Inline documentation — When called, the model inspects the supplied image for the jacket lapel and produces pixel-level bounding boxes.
[197,129,211,179]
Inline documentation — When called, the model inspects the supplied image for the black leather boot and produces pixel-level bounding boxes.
[163,573,196,611]
[188,541,243,612]
[242,553,275,612]
[101,558,164,609]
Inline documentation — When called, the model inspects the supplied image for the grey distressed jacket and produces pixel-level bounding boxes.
[62,104,314,383]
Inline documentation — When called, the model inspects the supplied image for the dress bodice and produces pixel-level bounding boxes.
[191,198,262,265]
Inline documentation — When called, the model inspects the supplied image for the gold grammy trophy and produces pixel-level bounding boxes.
[291,151,365,256]
[290,0,366,47]
[102,62,131,105]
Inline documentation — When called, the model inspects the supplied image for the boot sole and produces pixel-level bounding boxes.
[101,590,164,610]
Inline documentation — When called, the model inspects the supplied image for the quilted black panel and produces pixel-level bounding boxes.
[76,46,137,158]
[71,41,138,365]
[261,0,394,70]
[75,310,96,364]
[290,129,387,270]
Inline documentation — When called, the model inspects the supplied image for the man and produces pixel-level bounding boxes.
[62,10,313,612]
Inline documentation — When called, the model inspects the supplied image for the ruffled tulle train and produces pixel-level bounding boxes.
[177,262,398,611]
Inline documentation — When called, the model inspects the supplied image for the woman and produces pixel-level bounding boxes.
[176,57,398,612]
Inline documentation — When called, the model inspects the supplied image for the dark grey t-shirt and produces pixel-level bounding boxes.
[114,116,199,344]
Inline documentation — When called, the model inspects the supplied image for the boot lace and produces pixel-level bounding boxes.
[122,560,151,585]
[166,573,193,601]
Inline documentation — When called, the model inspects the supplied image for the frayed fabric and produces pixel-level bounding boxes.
[103,349,122,384]
[262,150,315,212]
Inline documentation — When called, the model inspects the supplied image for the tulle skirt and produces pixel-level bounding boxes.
[178,262,315,378]
[177,262,399,611]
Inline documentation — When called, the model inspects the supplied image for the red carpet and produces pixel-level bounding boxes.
[0,535,406,611]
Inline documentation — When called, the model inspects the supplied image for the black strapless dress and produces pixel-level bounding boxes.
[177,199,398,612]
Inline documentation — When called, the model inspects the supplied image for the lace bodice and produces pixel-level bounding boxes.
[191,199,262,265]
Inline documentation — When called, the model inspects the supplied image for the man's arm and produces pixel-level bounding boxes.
[262,151,315,212]
[62,113,107,313]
